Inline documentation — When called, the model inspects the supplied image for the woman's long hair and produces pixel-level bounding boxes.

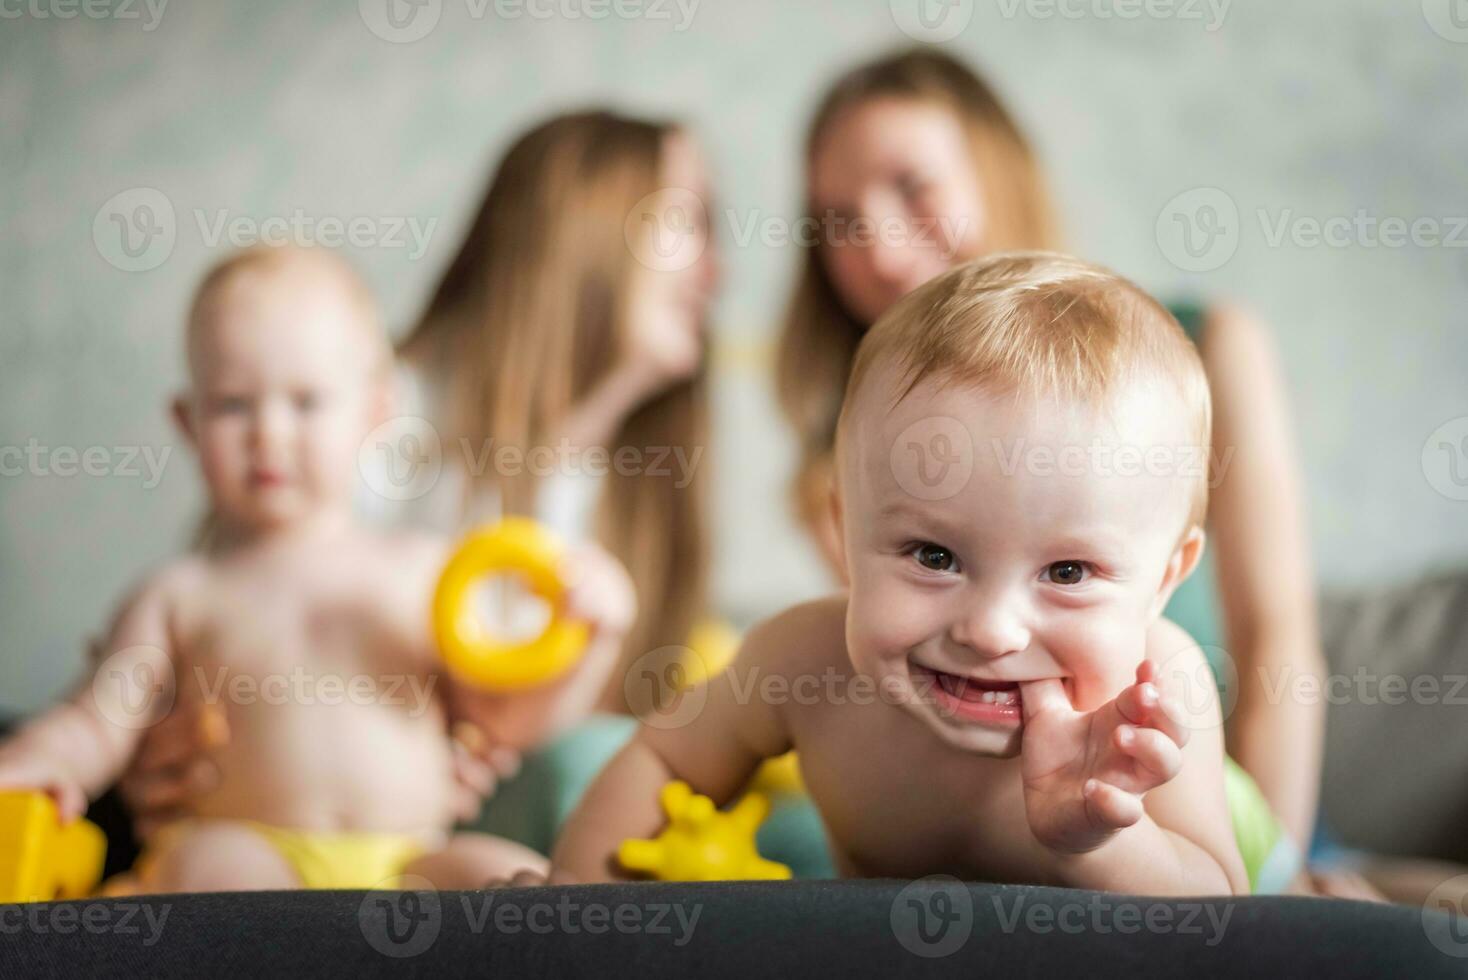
[400,111,709,691]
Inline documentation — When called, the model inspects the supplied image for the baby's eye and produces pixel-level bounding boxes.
[911,543,956,573]
[293,392,321,413]
[209,396,250,415]
[895,171,929,199]
[1046,561,1089,586]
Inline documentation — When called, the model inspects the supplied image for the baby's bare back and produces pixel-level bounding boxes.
[152,528,457,838]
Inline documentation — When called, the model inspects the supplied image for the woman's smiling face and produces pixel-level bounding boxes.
[810,98,987,326]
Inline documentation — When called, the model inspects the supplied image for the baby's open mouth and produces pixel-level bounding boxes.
[912,664,1024,725]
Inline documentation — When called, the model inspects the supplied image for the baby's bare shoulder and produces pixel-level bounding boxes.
[740,595,850,676]
[125,553,211,608]
[1144,617,1205,666]
[381,528,453,567]
[343,528,452,586]
[1145,616,1217,704]
[100,553,211,649]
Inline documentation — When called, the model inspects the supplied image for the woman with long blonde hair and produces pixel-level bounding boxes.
[777,49,1328,877]
[398,109,716,691]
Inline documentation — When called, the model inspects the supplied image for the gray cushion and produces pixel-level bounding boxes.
[1320,570,1468,863]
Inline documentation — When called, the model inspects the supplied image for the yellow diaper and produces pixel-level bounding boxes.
[140,821,426,890]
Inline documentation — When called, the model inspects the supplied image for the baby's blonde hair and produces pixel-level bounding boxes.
[840,251,1213,528]
[186,245,390,377]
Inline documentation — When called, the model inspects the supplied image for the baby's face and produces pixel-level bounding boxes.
[183,269,383,534]
[841,365,1201,756]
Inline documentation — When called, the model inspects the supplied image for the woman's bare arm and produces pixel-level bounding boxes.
[1202,304,1326,849]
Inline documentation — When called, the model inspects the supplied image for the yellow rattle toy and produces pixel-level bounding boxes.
[0,790,107,903]
[618,781,792,882]
[433,518,590,691]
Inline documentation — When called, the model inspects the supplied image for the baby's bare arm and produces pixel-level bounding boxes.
[0,571,180,815]
[1057,621,1248,895]
[551,603,817,881]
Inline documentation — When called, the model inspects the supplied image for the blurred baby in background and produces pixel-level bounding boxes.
[0,246,635,892]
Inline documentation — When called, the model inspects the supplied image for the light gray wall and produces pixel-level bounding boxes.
[3,0,1466,716]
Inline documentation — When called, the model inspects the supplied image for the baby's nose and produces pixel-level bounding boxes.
[951,603,1031,660]
[250,400,294,449]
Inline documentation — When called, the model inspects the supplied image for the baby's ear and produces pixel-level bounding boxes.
[1150,525,1205,618]
[828,484,849,586]
[170,394,197,445]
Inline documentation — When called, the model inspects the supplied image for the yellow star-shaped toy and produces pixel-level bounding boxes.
[618,781,792,882]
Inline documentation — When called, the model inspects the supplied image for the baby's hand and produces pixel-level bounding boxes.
[558,543,637,650]
[0,751,88,823]
[1019,661,1188,855]
[482,868,580,889]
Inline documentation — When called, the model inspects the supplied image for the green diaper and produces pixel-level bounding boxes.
[1225,756,1300,893]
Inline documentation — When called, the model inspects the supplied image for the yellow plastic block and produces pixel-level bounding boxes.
[0,791,106,903]
[618,781,791,882]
